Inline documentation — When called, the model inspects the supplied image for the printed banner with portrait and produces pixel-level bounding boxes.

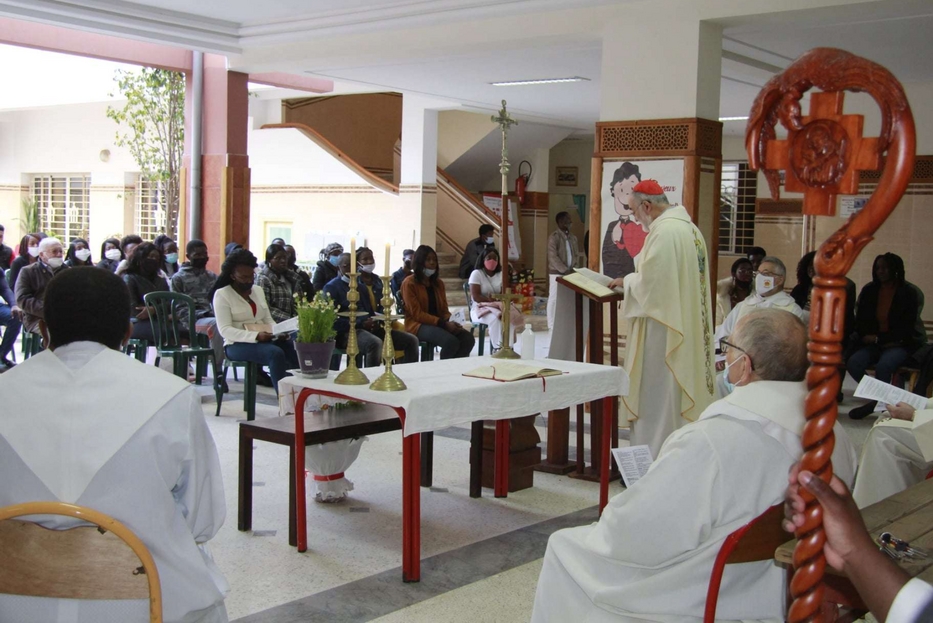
[598,159,684,279]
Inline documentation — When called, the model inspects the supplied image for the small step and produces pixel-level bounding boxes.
[436,251,458,265]
[439,263,459,278]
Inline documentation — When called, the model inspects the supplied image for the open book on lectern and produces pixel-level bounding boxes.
[561,268,623,299]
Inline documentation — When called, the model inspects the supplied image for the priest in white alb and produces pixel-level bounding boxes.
[852,399,933,508]
[0,267,228,623]
[531,309,858,623]
[608,179,716,457]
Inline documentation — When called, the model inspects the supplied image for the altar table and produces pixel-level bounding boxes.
[279,356,628,582]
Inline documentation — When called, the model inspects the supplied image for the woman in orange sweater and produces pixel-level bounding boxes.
[401,245,475,359]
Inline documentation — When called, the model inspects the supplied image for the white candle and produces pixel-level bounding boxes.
[385,243,391,277]
[350,237,356,273]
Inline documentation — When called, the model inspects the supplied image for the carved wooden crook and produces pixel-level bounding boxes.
[746,47,915,623]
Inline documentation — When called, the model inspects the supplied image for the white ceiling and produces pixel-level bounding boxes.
[3,0,932,134]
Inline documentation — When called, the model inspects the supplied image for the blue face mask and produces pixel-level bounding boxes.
[722,355,744,395]
[329,255,341,267]
[341,275,351,284]
[165,252,179,265]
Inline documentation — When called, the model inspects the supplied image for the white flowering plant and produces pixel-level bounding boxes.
[295,292,338,344]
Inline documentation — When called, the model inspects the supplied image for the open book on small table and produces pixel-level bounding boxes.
[463,361,564,382]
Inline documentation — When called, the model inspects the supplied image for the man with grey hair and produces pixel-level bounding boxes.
[15,236,67,335]
[606,179,716,457]
[532,308,857,622]
[715,255,804,395]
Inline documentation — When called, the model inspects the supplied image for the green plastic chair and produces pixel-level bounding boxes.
[143,291,223,416]
[462,282,487,356]
[122,338,149,363]
[222,359,258,421]
[22,332,42,359]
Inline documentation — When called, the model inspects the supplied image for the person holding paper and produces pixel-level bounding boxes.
[212,248,298,394]
[847,253,922,420]
[531,309,857,623]
[605,179,716,458]
[852,399,933,508]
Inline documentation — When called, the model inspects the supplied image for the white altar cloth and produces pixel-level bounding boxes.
[279,356,629,435]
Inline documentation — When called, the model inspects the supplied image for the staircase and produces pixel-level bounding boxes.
[438,251,468,313]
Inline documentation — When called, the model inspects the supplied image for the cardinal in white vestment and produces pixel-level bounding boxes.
[0,267,228,623]
[852,399,933,508]
[608,179,716,458]
[531,309,857,623]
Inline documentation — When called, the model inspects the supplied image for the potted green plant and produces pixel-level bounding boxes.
[294,292,339,378]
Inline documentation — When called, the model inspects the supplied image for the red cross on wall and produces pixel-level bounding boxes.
[763,91,882,216]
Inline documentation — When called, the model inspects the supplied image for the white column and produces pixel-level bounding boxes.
[600,14,721,121]
[401,95,439,248]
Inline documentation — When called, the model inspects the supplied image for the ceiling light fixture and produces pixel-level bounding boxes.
[491,76,590,86]
[719,116,749,122]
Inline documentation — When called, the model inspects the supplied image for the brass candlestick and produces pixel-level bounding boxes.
[491,291,521,359]
[370,276,407,391]
[334,273,370,385]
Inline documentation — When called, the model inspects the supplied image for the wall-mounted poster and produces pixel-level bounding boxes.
[599,159,684,279]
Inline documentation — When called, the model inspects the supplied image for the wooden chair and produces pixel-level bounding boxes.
[0,501,162,622]
[704,504,786,623]
[144,291,223,415]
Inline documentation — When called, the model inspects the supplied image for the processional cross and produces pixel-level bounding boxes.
[490,99,521,359]
[747,48,915,622]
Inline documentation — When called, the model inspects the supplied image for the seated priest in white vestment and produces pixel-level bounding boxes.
[531,309,857,623]
[852,399,933,508]
[608,179,717,458]
[0,267,229,623]
[714,257,805,398]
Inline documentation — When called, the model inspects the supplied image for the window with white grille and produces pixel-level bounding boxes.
[135,177,166,241]
[718,162,757,254]
[32,175,90,242]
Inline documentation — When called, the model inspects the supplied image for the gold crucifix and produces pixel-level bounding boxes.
[490,100,520,359]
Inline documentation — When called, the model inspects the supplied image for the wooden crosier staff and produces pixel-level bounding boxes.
[746,47,915,622]
[490,100,521,359]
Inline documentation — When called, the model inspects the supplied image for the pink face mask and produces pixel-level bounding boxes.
[484,259,498,271]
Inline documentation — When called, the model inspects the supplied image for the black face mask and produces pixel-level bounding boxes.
[142,259,160,274]
[190,257,209,269]
[232,281,252,293]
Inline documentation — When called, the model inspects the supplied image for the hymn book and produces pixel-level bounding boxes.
[463,361,564,382]
[244,316,299,337]
[611,445,654,488]
[561,268,622,299]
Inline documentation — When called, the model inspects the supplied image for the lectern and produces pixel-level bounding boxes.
[535,277,623,480]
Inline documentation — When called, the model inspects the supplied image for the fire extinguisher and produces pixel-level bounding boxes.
[515,160,532,205]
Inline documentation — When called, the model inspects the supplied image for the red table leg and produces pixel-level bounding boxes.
[494,419,510,497]
[402,431,421,582]
[294,389,311,552]
[599,396,613,514]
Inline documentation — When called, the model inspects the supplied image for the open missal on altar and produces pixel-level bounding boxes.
[462,361,564,382]
[561,267,623,299]
[611,445,654,488]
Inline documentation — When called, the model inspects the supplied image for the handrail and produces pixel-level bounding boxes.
[259,122,399,195]
[436,167,501,228]
[436,228,465,256]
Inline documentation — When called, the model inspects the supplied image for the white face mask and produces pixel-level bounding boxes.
[756,273,776,294]
[75,249,91,262]
[27,246,40,258]
[484,237,494,245]
[105,248,122,261]
[46,256,64,269]
[423,268,436,277]
[359,263,376,273]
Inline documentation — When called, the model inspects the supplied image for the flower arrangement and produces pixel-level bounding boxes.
[295,292,339,344]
